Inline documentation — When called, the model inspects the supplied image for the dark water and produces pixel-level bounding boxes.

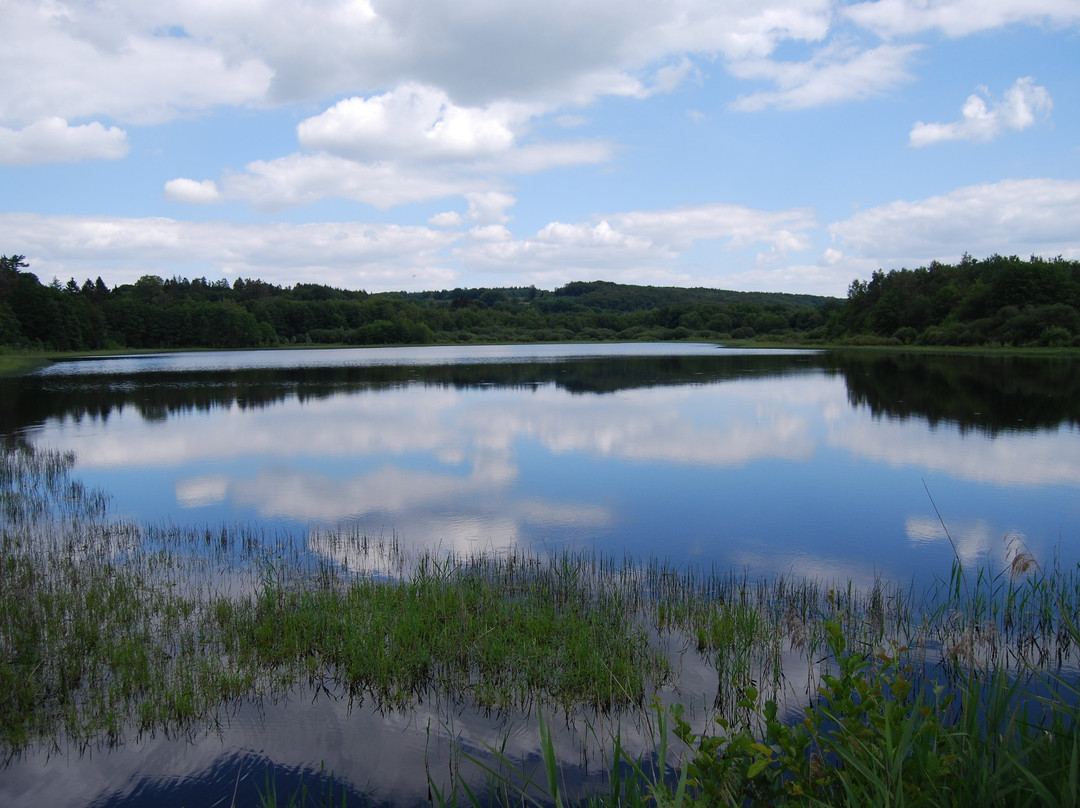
[2,343,1079,805]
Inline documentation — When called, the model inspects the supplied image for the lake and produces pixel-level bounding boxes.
[2,343,1079,805]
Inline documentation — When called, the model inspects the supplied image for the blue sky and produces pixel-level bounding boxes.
[1,1,1078,297]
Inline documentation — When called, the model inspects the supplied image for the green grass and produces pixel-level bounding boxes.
[0,353,52,377]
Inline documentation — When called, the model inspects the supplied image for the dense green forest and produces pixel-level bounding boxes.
[827,253,1080,347]
[1,252,1079,352]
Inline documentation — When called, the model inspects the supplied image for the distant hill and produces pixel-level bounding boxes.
[400,280,834,312]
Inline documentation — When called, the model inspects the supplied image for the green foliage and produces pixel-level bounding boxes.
[5,251,1080,352]
[603,616,1079,807]
[0,254,837,351]
[648,624,957,807]
[832,254,1080,348]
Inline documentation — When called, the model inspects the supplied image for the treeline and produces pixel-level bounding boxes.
[2,252,1079,352]
[0,255,836,351]
[826,253,1080,347]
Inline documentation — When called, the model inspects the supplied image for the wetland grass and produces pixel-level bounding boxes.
[3,442,1080,805]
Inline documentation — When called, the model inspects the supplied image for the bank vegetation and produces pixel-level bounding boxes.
[4,252,1079,355]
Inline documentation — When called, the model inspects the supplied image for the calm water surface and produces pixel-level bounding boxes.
[2,343,1079,806]
[9,343,1080,584]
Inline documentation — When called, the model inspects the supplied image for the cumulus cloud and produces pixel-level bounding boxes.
[7,177,1078,298]
[296,85,524,161]
[608,204,816,254]
[2,196,822,292]
[828,178,1080,264]
[0,118,128,166]
[730,42,920,111]
[455,202,817,287]
[171,86,611,211]
[1,1,273,126]
[429,211,463,228]
[163,178,222,204]
[0,0,845,129]
[217,153,475,210]
[909,77,1052,146]
[4,0,1071,133]
[465,191,516,225]
[468,225,514,242]
[0,212,461,290]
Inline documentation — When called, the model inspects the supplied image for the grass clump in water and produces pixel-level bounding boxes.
[216,552,667,713]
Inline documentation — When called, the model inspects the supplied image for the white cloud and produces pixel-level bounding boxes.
[465,191,516,225]
[452,220,665,287]
[428,211,463,228]
[2,198,824,293]
[3,0,1070,133]
[455,202,818,287]
[218,153,476,210]
[468,225,514,242]
[909,77,1052,146]
[1,1,273,126]
[0,0,845,129]
[608,203,816,254]
[0,117,128,166]
[163,178,222,204]
[0,212,461,290]
[171,86,612,211]
[730,43,920,111]
[828,178,1080,265]
[296,85,524,161]
[713,261,856,297]
[8,180,1078,298]
[845,0,1080,38]
[648,57,699,96]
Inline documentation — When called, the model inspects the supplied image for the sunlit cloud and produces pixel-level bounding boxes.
[910,77,1052,146]
[827,178,1080,267]
[296,84,524,162]
[0,118,128,166]
[0,212,461,290]
[1,198,822,292]
[163,177,222,204]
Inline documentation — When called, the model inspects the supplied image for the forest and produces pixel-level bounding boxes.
[1,252,1078,352]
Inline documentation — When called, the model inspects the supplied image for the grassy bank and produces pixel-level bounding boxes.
[0,353,52,377]
[2,444,1078,805]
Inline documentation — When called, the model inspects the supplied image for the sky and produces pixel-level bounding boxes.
[1,0,1078,298]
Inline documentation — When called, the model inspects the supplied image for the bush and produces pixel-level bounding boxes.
[893,326,919,345]
[1039,326,1072,348]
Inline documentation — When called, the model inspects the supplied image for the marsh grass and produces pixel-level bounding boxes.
[457,531,1079,807]
[0,353,51,378]
[3,442,1080,806]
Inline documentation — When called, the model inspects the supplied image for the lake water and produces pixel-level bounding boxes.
[2,343,1079,805]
